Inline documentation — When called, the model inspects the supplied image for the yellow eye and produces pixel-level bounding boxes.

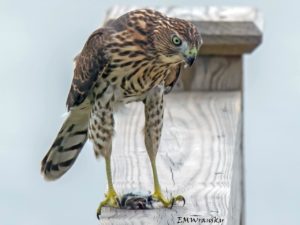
[172,35,182,46]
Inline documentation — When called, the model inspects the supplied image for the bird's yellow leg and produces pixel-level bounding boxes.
[150,159,185,208]
[143,88,185,208]
[97,157,120,218]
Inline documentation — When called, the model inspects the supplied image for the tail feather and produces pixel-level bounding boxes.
[41,105,90,180]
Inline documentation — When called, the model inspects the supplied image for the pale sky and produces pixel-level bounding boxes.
[0,0,299,225]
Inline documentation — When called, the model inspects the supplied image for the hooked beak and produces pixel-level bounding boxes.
[183,47,198,66]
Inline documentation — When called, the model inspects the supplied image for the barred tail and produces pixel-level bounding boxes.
[41,106,90,180]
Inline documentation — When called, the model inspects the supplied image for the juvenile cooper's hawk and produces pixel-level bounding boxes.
[41,9,202,217]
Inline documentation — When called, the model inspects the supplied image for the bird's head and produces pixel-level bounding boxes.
[151,17,202,67]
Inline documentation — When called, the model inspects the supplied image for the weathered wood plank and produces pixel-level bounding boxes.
[106,6,263,28]
[227,118,244,225]
[99,92,242,225]
[105,6,262,55]
[194,21,261,55]
[174,56,242,91]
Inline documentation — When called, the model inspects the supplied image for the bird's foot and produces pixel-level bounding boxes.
[152,191,185,208]
[96,190,120,219]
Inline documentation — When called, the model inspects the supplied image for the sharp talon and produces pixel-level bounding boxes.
[96,206,102,220]
[151,192,185,209]
[182,196,186,206]
[170,198,175,209]
[149,200,154,208]
[116,197,121,207]
[96,190,120,217]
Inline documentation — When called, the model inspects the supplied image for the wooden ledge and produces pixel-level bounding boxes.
[99,92,242,225]
[105,6,262,55]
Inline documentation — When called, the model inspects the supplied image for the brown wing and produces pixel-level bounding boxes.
[164,64,182,94]
[66,28,112,110]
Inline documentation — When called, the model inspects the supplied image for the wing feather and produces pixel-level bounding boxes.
[66,28,112,110]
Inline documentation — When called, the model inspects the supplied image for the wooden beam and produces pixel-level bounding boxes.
[174,56,243,91]
[194,21,262,55]
[99,92,242,225]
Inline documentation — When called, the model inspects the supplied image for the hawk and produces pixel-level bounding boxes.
[41,9,202,217]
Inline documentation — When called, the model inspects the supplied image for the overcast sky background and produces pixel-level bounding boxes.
[0,0,299,225]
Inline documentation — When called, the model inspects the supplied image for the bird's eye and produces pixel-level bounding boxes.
[172,35,182,46]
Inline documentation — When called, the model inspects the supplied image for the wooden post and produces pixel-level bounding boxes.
[99,6,262,225]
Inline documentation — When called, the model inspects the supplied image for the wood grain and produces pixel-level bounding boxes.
[194,21,262,55]
[99,92,242,225]
[106,6,263,29]
[174,56,242,91]
[104,6,262,55]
